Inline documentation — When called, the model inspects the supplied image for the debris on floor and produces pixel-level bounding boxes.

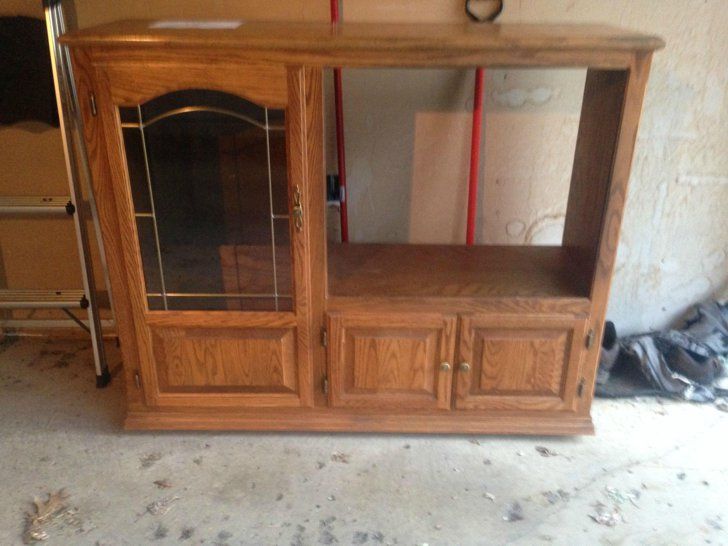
[152,479,173,489]
[318,516,338,544]
[716,398,728,412]
[604,485,640,507]
[484,492,496,502]
[139,452,163,469]
[706,515,723,531]
[535,446,558,457]
[179,526,195,540]
[330,451,350,464]
[352,530,369,544]
[503,502,524,522]
[146,496,180,516]
[22,489,81,544]
[153,523,169,540]
[589,502,622,527]
[542,489,570,505]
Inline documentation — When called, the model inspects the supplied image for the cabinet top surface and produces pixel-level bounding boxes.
[61,20,664,68]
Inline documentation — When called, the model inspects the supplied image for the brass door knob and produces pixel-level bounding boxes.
[440,362,452,372]
[459,362,471,372]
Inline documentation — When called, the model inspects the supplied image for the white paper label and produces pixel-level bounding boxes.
[150,20,243,30]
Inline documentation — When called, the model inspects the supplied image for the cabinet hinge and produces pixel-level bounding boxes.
[89,92,98,116]
[577,378,586,398]
[134,371,141,389]
[322,376,329,395]
[321,327,328,347]
[585,328,596,349]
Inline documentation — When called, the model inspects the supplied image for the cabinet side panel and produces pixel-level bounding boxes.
[563,68,629,269]
[564,55,654,414]
[300,67,327,406]
[71,48,144,407]
[286,66,317,407]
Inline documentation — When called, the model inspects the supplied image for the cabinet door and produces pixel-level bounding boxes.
[455,314,588,411]
[74,53,322,407]
[328,313,457,410]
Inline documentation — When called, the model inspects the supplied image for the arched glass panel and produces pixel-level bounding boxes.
[120,90,291,311]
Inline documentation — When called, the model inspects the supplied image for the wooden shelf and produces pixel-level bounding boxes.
[61,21,664,69]
[328,243,591,300]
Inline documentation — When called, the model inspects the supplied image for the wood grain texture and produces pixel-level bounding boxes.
[285,66,316,408]
[328,312,456,410]
[79,55,165,406]
[70,49,145,408]
[326,297,591,316]
[329,244,591,299]
[144,311,296,328]
[153,327,297,394]
[125,407,594,435]
[456,314,587,411]
[563,69,629,281]
[478,330,568,395]
[98,67,167,406]
[575,54,655,416]
[103,61,287,108]
[300,68,328,406]
[61,20,664,69]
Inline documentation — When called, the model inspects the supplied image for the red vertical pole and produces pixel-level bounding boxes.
[466,67,484,246]
[331,0,349,242]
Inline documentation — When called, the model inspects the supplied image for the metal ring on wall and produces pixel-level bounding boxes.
[465,0,504,22]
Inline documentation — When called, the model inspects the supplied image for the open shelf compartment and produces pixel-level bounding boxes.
[327,243,592,300]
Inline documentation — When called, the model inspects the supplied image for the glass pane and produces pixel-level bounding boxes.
[167,296,293,311]
[274,218,292,298]
[123,90,292,311]
[119,106,138,125]
[136,217,162,294]
[269,128,288,216]
[147,296,292,312]
[123,128,152,213]
[147,296,164,311]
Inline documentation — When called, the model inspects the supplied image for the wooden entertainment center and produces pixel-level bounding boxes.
[62,20,663,434]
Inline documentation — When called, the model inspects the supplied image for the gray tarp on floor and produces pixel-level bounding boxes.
[597,299,728,402]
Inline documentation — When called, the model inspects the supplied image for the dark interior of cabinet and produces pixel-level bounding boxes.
[120,90,294,312]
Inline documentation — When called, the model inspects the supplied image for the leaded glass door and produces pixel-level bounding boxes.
[81,61,317,408]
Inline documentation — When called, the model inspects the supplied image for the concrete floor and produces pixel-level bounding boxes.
[0,337,726,546]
